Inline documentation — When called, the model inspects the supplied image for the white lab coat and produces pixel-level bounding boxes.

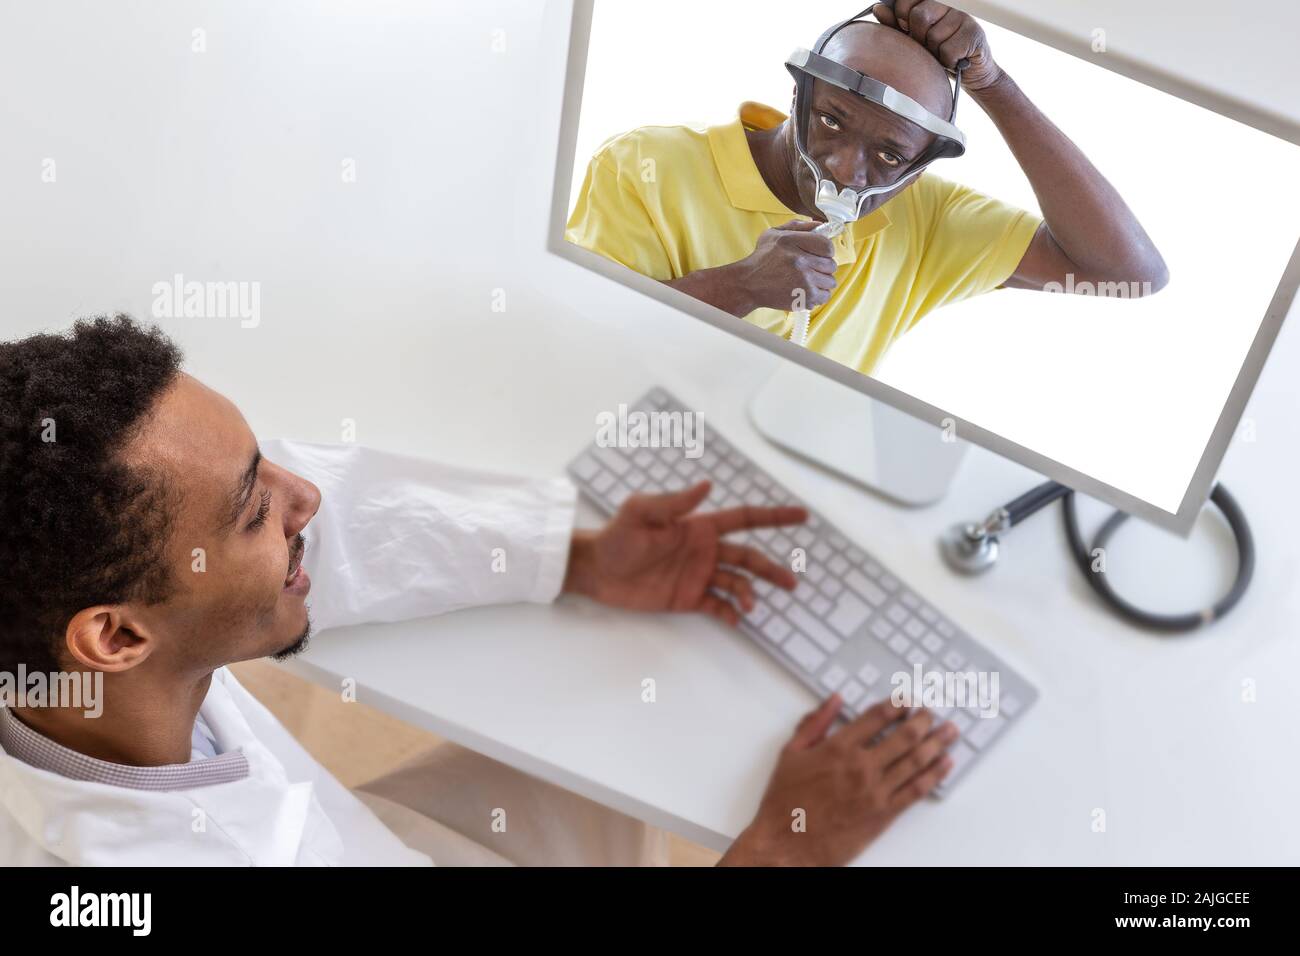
[0,439,577,866]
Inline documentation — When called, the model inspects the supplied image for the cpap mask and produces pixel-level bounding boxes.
[784,5,969,345]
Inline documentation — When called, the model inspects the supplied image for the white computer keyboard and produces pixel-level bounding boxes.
[567,387,1037,794]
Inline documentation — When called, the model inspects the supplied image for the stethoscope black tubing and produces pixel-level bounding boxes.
[1004,481,1255,633]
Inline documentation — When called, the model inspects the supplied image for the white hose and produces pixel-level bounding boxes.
[790,216,846,347]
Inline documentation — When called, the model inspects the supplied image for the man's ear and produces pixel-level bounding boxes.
[63,606,154,672]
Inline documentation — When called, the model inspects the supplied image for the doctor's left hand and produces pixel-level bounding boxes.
[563,481,807,626]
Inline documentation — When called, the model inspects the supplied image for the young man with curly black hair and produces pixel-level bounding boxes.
[0,315,958,866]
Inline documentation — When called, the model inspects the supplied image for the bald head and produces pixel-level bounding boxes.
[821,21,953,117]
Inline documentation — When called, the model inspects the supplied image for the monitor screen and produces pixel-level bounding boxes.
[550,0,1300,531]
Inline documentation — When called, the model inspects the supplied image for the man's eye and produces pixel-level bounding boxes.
[878,151,902,168]
[247,490,272,531]
[818,113,842,131]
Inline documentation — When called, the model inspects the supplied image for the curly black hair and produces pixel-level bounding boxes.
[0,314,185,675]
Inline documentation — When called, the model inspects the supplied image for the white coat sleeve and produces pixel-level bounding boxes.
[259,438,577,633]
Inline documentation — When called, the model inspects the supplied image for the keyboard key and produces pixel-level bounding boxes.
[787,606,843,654]
[591,471,615,494]
[845,570,887,607]
[828,533,848,550]
[649,463,669,483]
[746,603,772,627]
[595,446,631,476]
[839,679,866,706]
[846,546,865,563]
[819,577,844,599]
[811,541,832,562]
[967,714,1005,750]
[905,647,926,667]
[886,605,908,626]
[782,633,826,673]
[809,595,832,617]
[952,711,974,734]
[827,592,870,638]
[879,574,900,592]
[869,619,893,642]
[921,632,944,654]
[900,592,920,609]
[761,616,792,645]
[903,618,926,640]
[936,620,955,639]
[943,650,965,670]
[857,662,881,685]
[807,563,826,584]
[828,554,849,576]
[888,633,910,656]
[573,455,600,481]
[770,589,792,610]
[625,471,647,489]
[793,527,814,547]
[918,606,939,625]
[864,560,883,577]
[820,664,848,691]
[731,475,752,496]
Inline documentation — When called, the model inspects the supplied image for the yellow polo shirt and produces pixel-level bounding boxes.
[566,102,1044,375]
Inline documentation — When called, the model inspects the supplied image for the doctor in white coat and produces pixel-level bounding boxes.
[0,316,958,866]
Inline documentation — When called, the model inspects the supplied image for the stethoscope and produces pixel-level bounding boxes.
[940,481,1255,633]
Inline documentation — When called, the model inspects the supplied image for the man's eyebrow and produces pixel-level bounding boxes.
[877,136,915,156]
[222,449,262,533]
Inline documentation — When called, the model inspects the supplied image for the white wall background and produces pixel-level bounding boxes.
[567,0,1300,515]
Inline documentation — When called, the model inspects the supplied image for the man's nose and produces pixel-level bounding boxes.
[821,144,871,191]
[286,476,322,536]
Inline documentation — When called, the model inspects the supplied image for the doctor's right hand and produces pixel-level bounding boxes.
[718,696,956,867]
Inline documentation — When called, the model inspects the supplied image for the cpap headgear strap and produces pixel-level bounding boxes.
[785,4,969,221]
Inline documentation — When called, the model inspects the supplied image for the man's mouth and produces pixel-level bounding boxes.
[284,536,307,590]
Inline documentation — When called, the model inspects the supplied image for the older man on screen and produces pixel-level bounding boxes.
[566,2,1166,376]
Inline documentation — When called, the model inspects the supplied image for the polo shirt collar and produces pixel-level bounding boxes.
[706,101,893,239]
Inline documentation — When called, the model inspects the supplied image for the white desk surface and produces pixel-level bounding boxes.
[1,0,1296,864]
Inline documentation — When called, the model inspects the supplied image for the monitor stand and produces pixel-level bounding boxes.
[748,363,967,506]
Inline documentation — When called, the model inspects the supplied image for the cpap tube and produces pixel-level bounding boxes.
[790,216,847,347]
[789,181,860,347]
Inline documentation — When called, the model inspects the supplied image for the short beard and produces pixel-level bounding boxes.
[271,610,313,662]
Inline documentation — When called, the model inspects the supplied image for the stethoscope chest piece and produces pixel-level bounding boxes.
[941,517,1003,575]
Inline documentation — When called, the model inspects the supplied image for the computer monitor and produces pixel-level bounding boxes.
[543,0,1300,534]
